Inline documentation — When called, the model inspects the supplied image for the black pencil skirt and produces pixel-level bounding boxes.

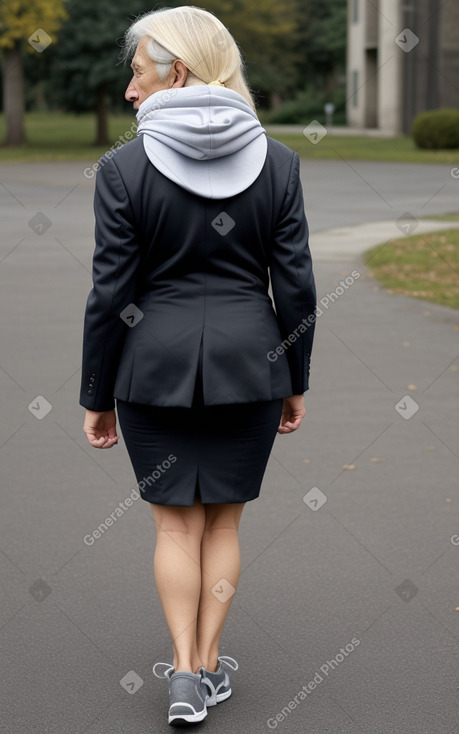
[116,366,283,506]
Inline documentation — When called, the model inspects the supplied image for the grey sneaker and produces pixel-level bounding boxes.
[153,662,208,726]
[200,655,238,706]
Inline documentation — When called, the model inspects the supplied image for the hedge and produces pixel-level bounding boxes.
[412,108,459,149]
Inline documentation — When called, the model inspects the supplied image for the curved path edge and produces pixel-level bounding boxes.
[310,219,459,261]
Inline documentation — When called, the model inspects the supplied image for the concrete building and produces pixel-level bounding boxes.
[347,0,459,134]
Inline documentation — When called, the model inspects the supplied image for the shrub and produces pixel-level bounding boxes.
[265,87,346,126]
[412,108,459,149]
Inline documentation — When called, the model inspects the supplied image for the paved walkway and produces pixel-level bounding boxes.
[311,217,459,261]
[0,160,458,733]
[265,124,398,137]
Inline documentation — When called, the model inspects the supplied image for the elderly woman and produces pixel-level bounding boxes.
[80,5,316,727]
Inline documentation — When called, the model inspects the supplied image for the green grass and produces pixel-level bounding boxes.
[1,111,459,164]
[0,112,136,162]
[270,132,459,163]
[365,228,459,309]
[420,212,459,222]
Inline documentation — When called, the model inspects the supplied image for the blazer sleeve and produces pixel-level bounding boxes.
[269,152,316,393]
[79,156,141,411]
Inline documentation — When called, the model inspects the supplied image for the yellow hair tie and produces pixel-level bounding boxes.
[208,80,225,87]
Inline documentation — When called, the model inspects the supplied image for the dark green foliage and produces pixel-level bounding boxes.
[49,0,151,114]
[412,108,459,149]
[22,0,348,119]
[259,0,348,114]
[293,0,347,91]
[154,0,303,100]
[265,87,346,125]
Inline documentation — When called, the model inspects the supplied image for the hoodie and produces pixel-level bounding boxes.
[136,85,268,200]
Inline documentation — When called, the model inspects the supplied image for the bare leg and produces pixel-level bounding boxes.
[196,502,245,672]
[150,499,206,673]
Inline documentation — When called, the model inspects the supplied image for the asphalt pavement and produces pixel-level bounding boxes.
[1,157,458,734]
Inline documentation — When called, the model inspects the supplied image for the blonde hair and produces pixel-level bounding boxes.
[122,6,255,110]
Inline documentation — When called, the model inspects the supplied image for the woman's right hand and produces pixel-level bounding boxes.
[83,409,119,448]
[278,395,306,434]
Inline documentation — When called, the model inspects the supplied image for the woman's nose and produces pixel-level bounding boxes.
[125,80,138,102]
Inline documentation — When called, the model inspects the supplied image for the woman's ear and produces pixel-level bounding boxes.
[171,60,188,88]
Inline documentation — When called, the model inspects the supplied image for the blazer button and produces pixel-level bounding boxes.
[87,389,93,395]
[89,377,95,383]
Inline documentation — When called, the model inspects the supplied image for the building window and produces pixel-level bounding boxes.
[352,0,359,23]
[352,70,359,107]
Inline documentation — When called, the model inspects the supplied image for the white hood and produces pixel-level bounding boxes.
[136,86,267,199]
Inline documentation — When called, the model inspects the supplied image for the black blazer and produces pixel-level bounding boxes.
[80,136,316,410]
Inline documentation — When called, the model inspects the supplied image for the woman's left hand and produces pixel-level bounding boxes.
[83,409,119,449]
[277,395,306,434]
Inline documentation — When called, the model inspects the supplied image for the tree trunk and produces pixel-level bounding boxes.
[95,86,109,146]
[270,92,283,110]
[324,67,336,96]
[3,41,26,146]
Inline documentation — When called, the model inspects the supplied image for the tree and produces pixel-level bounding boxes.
[294,0,347,94]
[52,0,151,146]
[156,0,301,105]
[0,0,66,145]
[51,0,300,141]
[212,0,301,104]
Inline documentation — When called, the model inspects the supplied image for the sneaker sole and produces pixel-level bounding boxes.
[169,708,207,726]
[206,688,232,706]
[216,688,232,704]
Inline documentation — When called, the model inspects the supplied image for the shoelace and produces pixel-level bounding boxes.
[215,655,238,672]
[152,655,239,678]
[153,662,175,679]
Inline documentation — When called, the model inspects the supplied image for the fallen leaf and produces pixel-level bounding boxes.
[342,464,356,470]
[407,384,417,391]
[425,446,436,451]
[370,457,386,463]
